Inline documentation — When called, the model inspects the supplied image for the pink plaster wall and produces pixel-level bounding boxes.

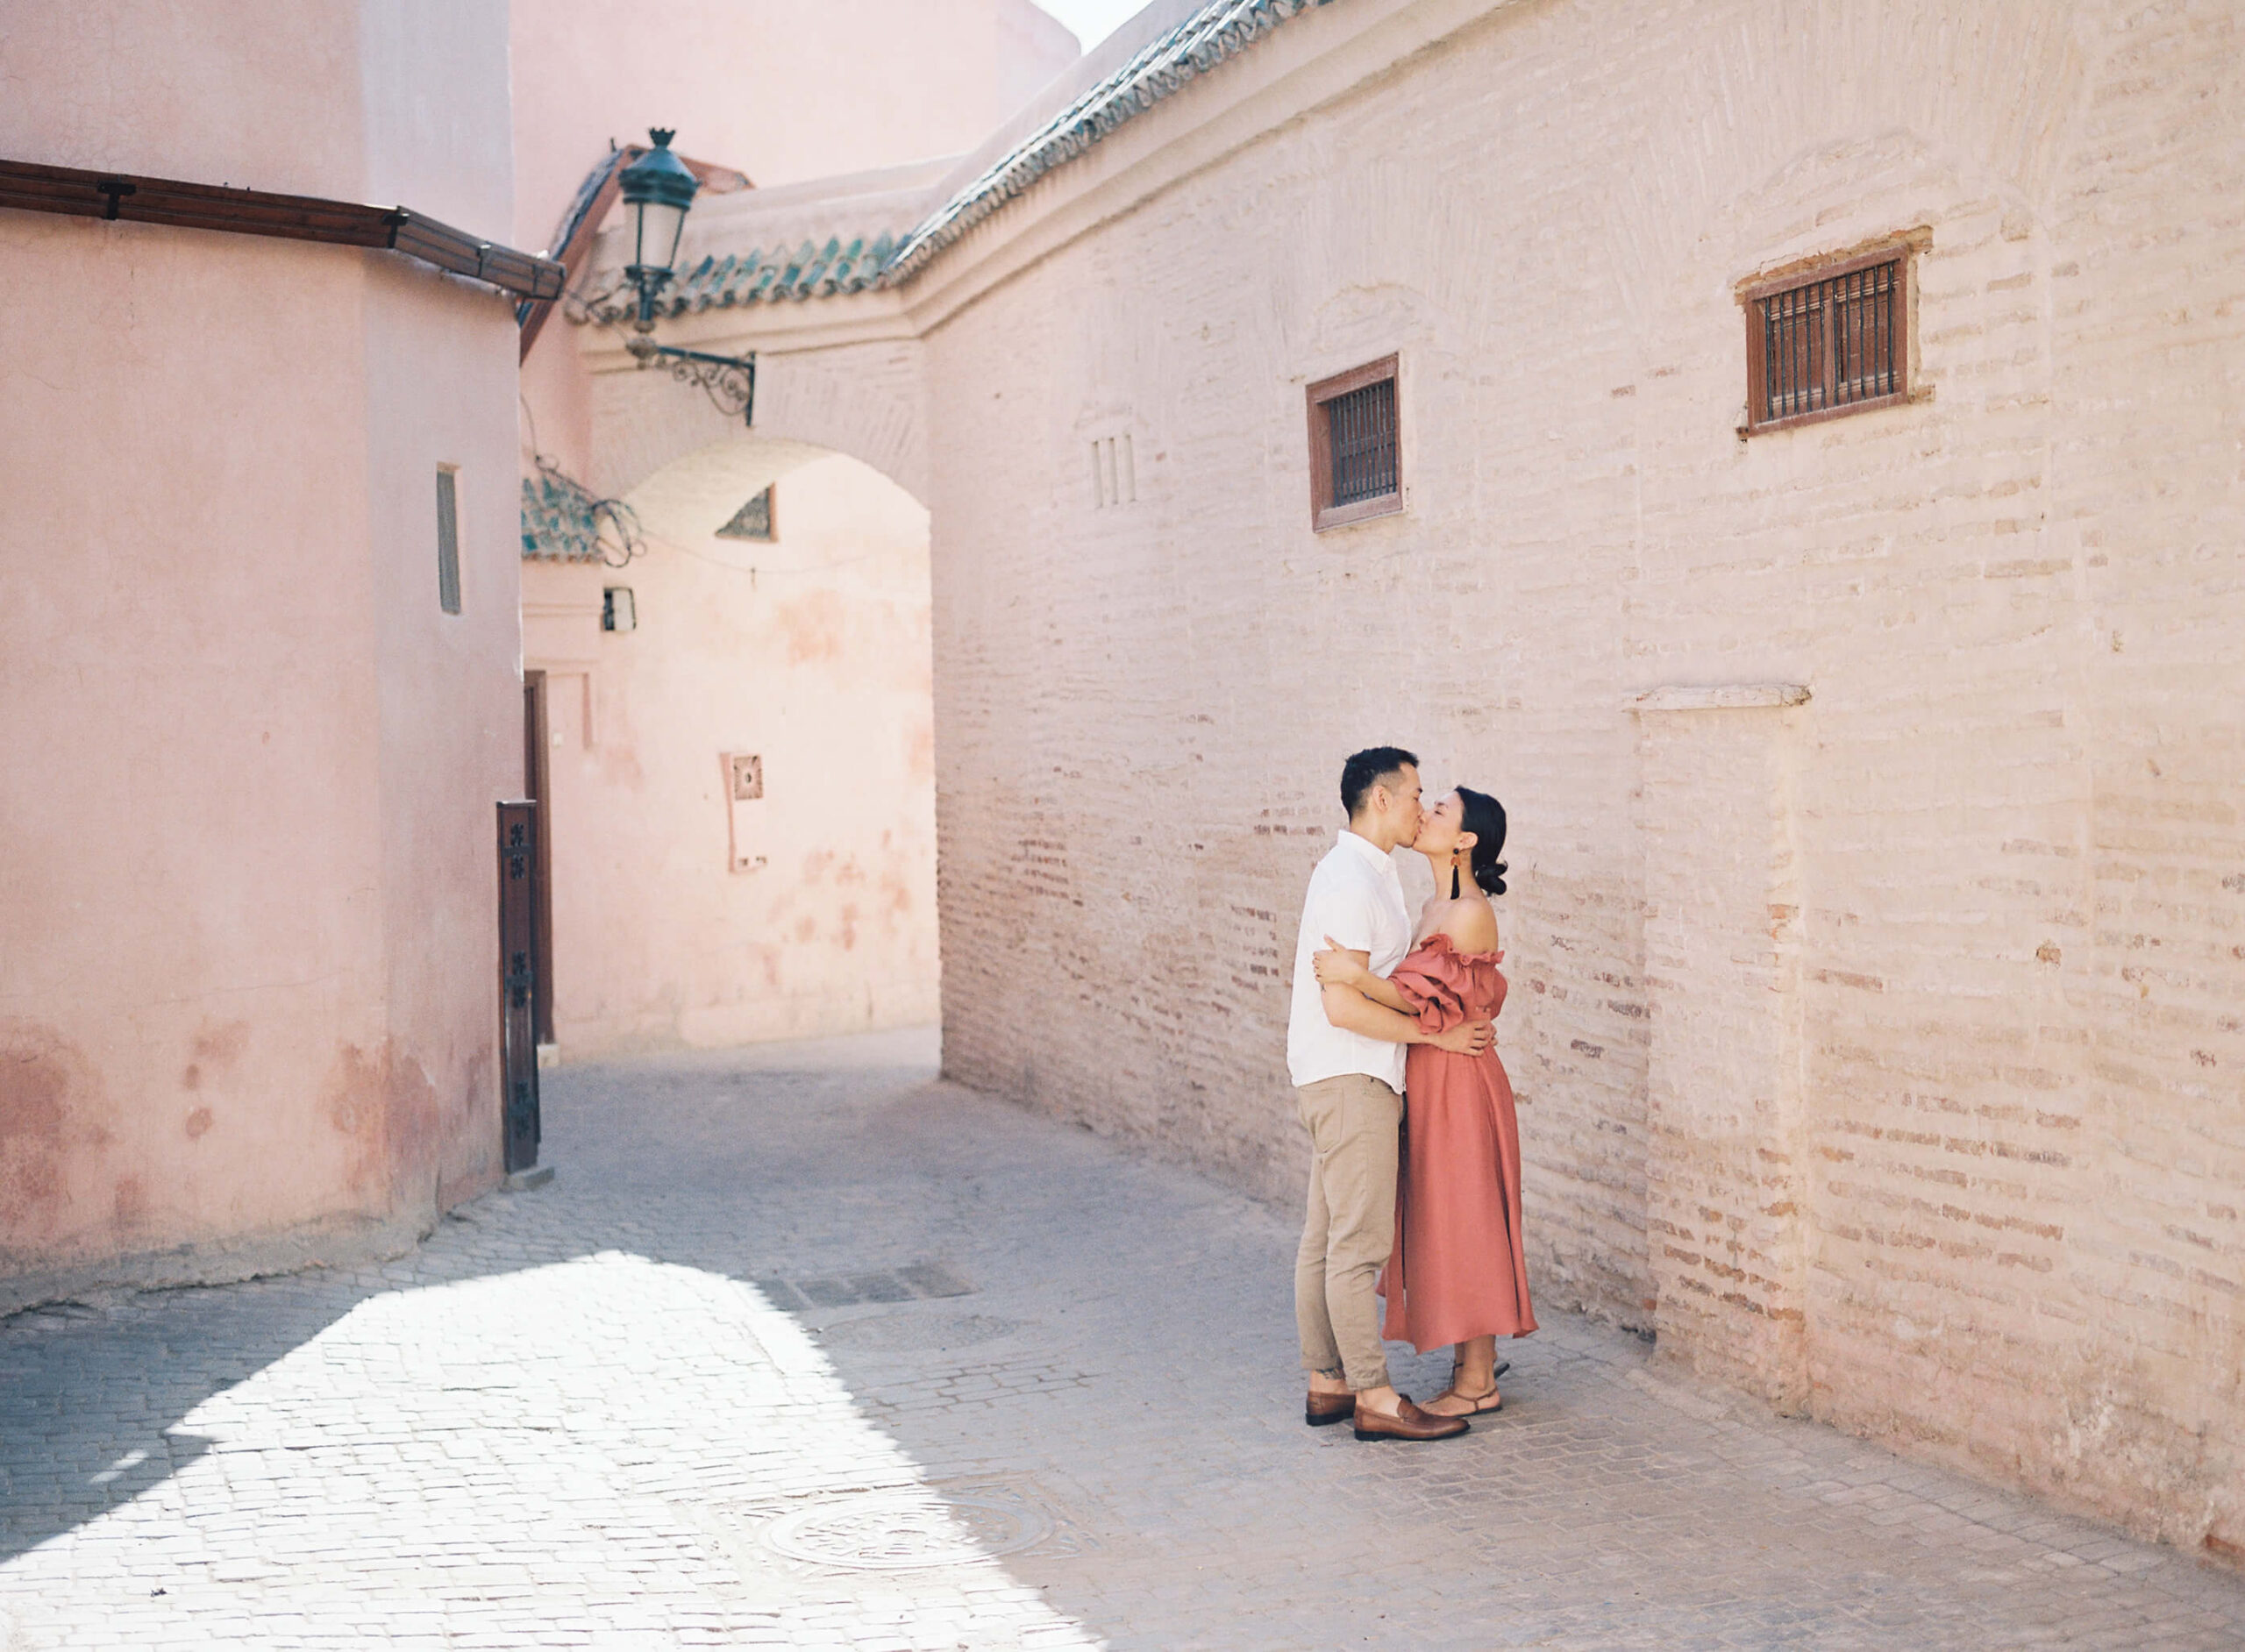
[0,2,524,1303]
[510,0,1077,244]
[523,453,938,1053]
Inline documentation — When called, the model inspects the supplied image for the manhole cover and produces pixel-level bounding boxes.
[816,1313,1021,1352]
[765,1492,1052,1570]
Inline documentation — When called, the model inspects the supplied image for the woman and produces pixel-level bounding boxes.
[1313,786,1535,1416]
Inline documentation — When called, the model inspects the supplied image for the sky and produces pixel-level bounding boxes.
[1031,0,1148,51]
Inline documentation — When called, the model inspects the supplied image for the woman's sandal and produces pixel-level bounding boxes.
[1427,1382,1503,1416]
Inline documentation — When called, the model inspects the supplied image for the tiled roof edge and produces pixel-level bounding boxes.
[579,0,1335,320]
[590,231,904,320]
[878,0,1336,288]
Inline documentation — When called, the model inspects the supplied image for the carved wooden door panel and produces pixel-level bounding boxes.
[522,673,555,1043]
[497,801,542,1173]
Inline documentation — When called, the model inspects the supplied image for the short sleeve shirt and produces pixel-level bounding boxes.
[1286,830,1412,1090]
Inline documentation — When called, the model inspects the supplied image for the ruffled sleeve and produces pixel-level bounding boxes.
[1390,934,1507,1032]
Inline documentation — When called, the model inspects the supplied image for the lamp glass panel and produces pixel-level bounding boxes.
[635,200,688,273]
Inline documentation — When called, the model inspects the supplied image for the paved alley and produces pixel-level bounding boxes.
[4,1031,2243,1649]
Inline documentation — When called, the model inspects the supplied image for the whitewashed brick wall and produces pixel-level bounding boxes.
[725,0,2241,1551]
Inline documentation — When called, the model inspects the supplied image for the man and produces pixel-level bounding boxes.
[1289,746,1491,1442]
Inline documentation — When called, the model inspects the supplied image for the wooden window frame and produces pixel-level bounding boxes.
[1741,241,1917,436]
[1307,354,1402,530]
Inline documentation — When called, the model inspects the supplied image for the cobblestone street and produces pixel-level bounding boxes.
[4,1030,2243,1649]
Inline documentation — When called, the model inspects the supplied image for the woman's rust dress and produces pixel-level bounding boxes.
[1379,934,1538,1352]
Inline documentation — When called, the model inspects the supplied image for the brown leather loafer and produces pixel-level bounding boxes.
[1353,1395,1470,1442]
[1305,1389,1356,1427]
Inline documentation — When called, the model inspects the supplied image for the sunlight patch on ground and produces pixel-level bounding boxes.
[0,1252,1104,1648]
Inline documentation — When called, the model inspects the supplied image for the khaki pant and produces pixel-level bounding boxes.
[1294,1072,1402,1392]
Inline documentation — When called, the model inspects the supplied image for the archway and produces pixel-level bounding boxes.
[588,338,932,507]
[523,427,938,1057]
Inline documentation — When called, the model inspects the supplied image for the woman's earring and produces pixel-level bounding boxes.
[1450,851,1462,901]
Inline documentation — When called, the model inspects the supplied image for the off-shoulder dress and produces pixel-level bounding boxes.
[1378,933,1538,1351]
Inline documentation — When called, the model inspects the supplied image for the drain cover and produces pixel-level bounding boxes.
[764,1492,1052,1570]
[756,1262,973,1311]
[816,1313,1021,1352]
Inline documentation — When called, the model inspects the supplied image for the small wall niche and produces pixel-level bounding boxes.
[1089,434,1137,509]
[722,751,766,872]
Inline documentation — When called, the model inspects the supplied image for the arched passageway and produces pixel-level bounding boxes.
[521,429,937,1056]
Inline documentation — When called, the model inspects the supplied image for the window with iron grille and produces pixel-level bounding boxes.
[1307,355,1401,530]
[436,466,461,614]
[1743,246,1912,433]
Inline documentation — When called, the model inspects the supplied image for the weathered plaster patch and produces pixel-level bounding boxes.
[0,1021,104,1247]
[780,588,849,664]
[182,1019,250,1092]
[322,1042,442,1208]
[112,1174,149,1231]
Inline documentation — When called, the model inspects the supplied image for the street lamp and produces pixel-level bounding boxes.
[619,129,697,330]
[614,127,755,424]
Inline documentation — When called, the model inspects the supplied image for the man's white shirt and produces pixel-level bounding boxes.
[1286,829,1413,1091]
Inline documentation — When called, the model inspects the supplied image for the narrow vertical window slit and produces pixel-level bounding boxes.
[436,467,461,615]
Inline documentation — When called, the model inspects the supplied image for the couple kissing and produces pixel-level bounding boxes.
[1288,746,1536,1442]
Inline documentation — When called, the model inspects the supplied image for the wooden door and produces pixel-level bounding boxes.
[497,801,542,1173]
[521,673,555,1043]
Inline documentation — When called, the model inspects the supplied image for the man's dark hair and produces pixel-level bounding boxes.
[1340,746,1419,820]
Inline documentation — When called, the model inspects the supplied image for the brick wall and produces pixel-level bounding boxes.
[1638,692,1812,1410]
[900,0,2241,1546]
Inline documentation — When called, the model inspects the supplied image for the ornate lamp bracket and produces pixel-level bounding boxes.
[624,331,756,425]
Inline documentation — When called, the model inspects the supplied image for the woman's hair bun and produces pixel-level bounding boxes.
[1455,787,1509,898]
